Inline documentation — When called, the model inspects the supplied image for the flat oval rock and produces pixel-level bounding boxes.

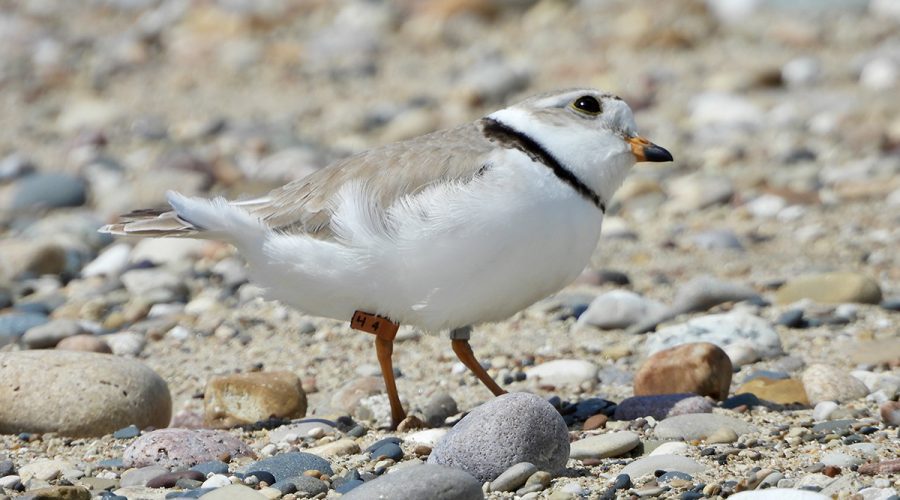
[124,429,253,468]
[0,350,171,437]
[343,463,483,500]
[654,413,757,441]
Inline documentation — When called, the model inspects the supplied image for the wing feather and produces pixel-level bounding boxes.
[248,122,495,238]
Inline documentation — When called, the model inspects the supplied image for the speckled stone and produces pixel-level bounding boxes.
[428,392,569,482]
[801,364,870,404]
[124,429,253,468]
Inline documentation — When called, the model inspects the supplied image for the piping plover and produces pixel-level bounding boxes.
[102,88,672,427]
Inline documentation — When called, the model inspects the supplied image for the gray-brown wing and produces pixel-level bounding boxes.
[247,121,495,237]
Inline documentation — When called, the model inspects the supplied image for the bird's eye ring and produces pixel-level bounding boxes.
[572,95,602,115]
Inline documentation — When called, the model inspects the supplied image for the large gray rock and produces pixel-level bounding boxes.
[428,392,569,482]
[343,463,483,500]
[0,350,171,437]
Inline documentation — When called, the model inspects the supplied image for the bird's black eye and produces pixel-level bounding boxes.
[572,95,602,115]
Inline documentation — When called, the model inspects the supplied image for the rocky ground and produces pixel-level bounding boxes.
[0,0,899,499]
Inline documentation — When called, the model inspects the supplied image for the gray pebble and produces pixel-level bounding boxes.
[423,392,458,428]
[428,392,569,482]
[120,465,169,487]
[239,452,333,481]
[489,462,538,492]
[0,313,49,346]
[190,461,229,476]
[8,173,87,211]
[22,319,83,349]
[343,463,483,500]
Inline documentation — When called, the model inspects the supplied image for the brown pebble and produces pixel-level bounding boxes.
[582,458,602,466]
[822,465,841,478]
[397,414,427,431]
[217,452,231,462]
[146,470,206,488]
[304,469,322,478]
[414,444,432,456]
[583,414,608,431]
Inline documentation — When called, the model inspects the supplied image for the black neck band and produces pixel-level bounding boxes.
[481,118,605,212]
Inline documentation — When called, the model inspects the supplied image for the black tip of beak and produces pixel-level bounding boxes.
[644,144,673,163]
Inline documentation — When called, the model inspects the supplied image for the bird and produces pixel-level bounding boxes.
[101,88,673,428]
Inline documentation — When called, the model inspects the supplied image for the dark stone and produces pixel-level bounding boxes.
[347,425,366,438]
[174,478,203,489]
[723,393,762,409]
[880,298,900,312]
[246,470,276,485]
[365,437,402,453]
[278,476,328,496]
[335,479,364,494]
[146,470,205,488]
[0,459,15,477]
[189,460,229,476]
[612,474,632,490]
[370,442,403,461]
[240,452,333,481]
[423,393,458,428]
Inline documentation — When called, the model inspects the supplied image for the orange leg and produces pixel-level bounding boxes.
[375,333,407,428]
[450,327,507,397]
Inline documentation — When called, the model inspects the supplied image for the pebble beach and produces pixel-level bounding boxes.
[0,0,898,499]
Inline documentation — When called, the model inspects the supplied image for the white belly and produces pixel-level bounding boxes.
[251,151,605,332]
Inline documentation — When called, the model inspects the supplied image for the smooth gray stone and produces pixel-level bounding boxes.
[343,463,483,500]
[428,392,569,483]
[489,462,537,492]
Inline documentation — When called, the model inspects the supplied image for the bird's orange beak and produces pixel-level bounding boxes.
[628,136,673,163]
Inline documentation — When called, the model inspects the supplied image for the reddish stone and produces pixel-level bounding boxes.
[583,414,608,431]
[634,343,733,401]
[822,466,841,478]
[859,459,900,475]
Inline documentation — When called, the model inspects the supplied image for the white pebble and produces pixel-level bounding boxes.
[201,474,231,489]
[860,58,898,90]
[813,401,839,421]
